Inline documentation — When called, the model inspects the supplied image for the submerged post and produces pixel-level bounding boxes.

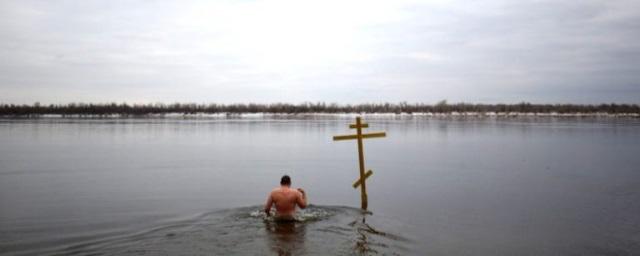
[333,117,386,210]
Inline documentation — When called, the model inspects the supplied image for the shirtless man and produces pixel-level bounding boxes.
[264,175,307,220]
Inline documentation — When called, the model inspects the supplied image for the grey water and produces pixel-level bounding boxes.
[1,116,639,255]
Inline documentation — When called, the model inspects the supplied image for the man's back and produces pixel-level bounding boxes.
[271,187,302,215]
[265,180,307,218]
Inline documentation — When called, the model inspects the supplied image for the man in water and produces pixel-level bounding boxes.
[264,175,307,220]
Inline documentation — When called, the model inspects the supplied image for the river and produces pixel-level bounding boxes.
[1,116,639,255]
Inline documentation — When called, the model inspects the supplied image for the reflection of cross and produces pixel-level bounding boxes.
[333,117,386,210]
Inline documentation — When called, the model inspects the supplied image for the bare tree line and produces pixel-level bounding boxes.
[0,101,638,116]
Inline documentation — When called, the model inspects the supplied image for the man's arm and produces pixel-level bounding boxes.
[264,193,273,216]
[296,188,307,209]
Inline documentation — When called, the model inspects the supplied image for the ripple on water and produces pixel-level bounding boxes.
[39,205,411,256]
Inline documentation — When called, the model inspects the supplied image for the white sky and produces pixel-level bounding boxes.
[1,0,639,104]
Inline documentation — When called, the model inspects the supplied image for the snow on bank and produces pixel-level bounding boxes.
[4,112,638,119]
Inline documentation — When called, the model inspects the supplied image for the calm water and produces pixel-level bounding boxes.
[1,116,639,255]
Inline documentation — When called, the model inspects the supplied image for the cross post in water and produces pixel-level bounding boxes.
[333,117,386,210]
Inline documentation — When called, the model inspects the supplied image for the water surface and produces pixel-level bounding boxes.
[1,116,639,255]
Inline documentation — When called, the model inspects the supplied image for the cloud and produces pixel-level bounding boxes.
[0,0,639,104]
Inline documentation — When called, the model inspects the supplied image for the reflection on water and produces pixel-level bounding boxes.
[259,206,408,256]
[352,214,378,254]
[29,205,408,256]
[264,220,306,255]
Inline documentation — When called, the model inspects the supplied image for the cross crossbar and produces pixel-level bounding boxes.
[332,132,386,141]
[349,123,368,129]
[353,170,373,188]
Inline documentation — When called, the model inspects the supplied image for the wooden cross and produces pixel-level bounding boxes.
[333,117,386,210]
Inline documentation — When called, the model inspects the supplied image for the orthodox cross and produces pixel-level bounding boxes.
[333,117,386,210]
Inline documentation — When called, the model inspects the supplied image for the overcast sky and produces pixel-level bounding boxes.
[1,0,639,104]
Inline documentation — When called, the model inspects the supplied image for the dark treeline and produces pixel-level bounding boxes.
[1,101,639,116]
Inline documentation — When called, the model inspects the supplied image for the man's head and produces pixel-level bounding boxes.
[280,175,291,186]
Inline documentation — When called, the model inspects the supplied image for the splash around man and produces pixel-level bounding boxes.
[264,175,307,220]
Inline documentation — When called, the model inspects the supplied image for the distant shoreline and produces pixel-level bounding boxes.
[1,102,638,117]
[1,112,639,119]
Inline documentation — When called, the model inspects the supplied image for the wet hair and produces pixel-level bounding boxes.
[280,175,291,186]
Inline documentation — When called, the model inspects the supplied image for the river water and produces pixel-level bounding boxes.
[1,116,639,255]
